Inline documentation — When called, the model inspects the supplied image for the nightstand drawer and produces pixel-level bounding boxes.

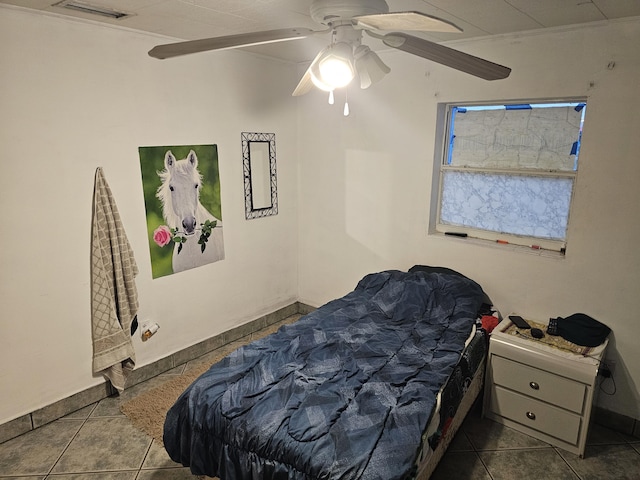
[492,355,586,414]
[490,386,582,445]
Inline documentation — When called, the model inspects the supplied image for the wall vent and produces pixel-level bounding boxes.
[53,0,132,19]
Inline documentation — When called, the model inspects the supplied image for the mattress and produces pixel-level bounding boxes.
[164,269,489,480]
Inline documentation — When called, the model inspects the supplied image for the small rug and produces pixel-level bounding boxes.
[120,344,231,444]
[120,315,301,445]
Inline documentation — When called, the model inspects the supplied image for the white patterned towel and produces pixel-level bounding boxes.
[91,167,138,392]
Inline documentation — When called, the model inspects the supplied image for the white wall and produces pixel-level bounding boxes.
[297,19,640,419]
[0,7,299,425]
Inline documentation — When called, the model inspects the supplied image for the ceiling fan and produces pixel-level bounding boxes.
[148,0,511,97]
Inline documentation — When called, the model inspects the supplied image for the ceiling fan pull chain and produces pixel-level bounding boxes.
[343,89,350,116]
[329,90,335,105]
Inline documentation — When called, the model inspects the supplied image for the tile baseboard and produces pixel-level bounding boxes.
[593,406,640,439]
[0,302,313,444]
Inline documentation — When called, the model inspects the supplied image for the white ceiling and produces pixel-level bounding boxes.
[3,0,640,63]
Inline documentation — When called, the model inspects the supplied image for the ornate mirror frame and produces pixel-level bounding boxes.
[242,132,278,219]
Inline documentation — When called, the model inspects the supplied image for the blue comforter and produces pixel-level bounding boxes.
[164,270,485,480]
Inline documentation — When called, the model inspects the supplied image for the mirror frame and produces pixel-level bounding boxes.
[242,132,278,219]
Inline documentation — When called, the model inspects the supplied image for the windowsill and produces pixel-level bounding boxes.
[432,232,566,259]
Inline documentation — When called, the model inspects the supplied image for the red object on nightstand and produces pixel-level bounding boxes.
[481,315,499,333]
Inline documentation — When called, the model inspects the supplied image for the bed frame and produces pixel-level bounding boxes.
[415,359,485,479]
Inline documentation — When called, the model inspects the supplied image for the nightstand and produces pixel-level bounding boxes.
[482,316,608,457]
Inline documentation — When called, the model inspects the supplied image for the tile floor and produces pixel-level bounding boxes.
[1,363,639,480]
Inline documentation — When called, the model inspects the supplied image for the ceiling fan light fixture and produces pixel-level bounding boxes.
[354,45,390,89]
[310,68,334,92]
[309,50,334,92]
[317,42,355,89]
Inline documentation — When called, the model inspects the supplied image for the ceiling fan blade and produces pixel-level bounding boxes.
[292,47,330,96]
[292,68,315,96]
[382,33,511,80]
[355,12,462,33]
[149,28,316,59]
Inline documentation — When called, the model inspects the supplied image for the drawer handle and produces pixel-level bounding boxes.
[529,381,540,390]
[526,411,536,420]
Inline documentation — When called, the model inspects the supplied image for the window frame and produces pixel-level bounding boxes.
[432,99,587,254]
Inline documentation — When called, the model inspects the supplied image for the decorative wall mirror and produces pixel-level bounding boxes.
[242,132,278,219]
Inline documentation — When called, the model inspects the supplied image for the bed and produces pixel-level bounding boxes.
[164,267,494,480]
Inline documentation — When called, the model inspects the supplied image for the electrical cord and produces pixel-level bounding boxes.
[598,361,617,395]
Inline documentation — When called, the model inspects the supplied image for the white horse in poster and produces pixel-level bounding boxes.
[157,150,224,273]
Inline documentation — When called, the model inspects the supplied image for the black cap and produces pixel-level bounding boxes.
[555,313,610,347]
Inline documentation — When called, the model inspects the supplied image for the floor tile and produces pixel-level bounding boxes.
[0,476,45,480]
[430,451,491,480]
[0,419,82,476]
[141,440,184,469]
[89,395,128,418]
[46,473,136,479]
[446,429,475,452]
[61,403,97,420]
[558,443,640,480]
[587,422,637,445]
[136,467,198,479]
[479,448,579,480]
[463,415,550,451]
[32,384,112,429]
[50,417,151,474]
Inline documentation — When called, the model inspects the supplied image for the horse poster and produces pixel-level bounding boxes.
[139,145,224,278]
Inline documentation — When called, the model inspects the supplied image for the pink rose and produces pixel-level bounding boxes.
[153,225,172,247]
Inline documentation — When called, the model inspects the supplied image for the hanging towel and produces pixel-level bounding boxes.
[91,167,138,392]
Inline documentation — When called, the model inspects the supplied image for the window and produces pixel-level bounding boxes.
[434,101,586,253]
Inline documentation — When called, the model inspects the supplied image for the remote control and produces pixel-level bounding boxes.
[508,315,531,329]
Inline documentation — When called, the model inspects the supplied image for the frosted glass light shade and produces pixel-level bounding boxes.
[354,45,390,89]
[317,42,355,89]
